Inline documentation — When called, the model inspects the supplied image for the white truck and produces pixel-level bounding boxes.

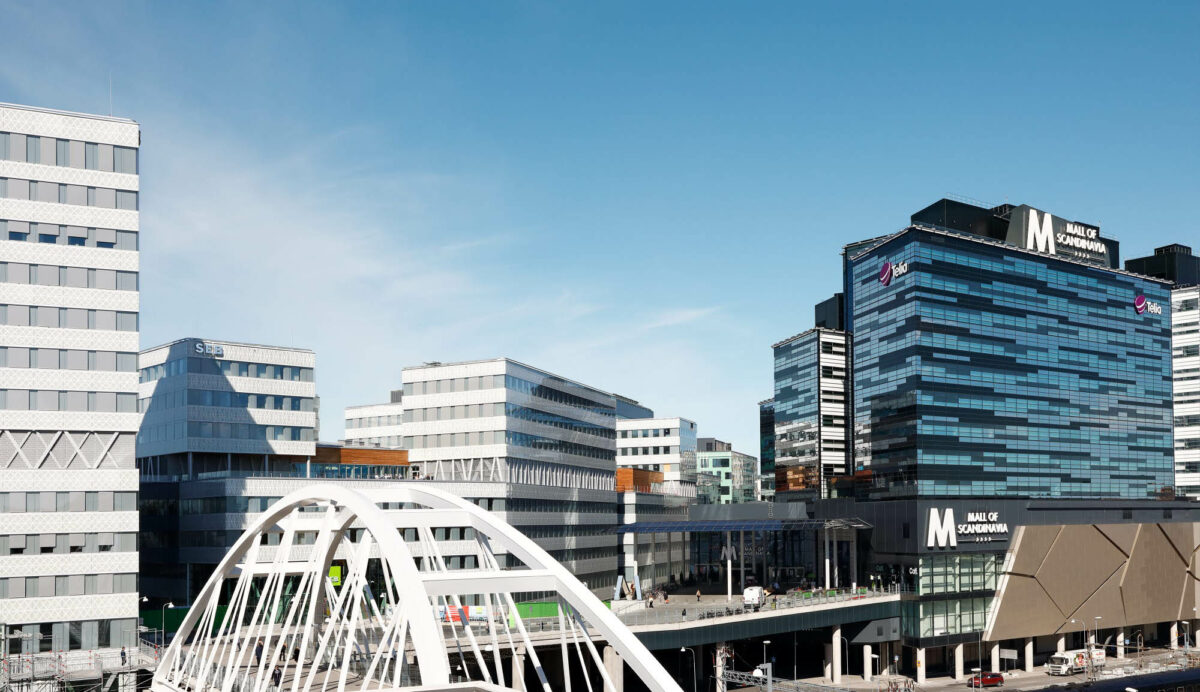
[743,586,765,608]
[1046,648,1105,675]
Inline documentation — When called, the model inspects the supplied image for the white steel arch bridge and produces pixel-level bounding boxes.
[151,485,681,692]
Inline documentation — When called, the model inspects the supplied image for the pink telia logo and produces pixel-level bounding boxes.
[1134,295,1163,315]
[880,260,908,286]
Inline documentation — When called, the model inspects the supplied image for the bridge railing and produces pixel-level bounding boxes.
[612,584,901,628]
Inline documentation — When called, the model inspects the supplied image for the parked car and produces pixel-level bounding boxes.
[968,672,1003,688]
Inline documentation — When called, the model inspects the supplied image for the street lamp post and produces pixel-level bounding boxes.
[161,602,175,648]
[680,648,697,692]
[754,662,774,692]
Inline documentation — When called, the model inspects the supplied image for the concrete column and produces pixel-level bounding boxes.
[824,529,831,589]
[833,532,839,588]
[725,531,733,602]
[915,647,926,684]
[512,646,526,692]
[1117,629,1125,659]
[953,643,964,680]
[862,644,873,682]
[603,646,623,692]
[849,531,857,590]
[831,625,842,684]
[823,644,832,681]
[1024,637,1034,672]
[1171,622,1180,650]
[739,531,746,590]
[990,642,1000,673]
[1056,635,1066,653]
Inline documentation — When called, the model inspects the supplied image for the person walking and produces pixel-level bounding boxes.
[272,666,282,691]
[120,647,127,667]
[696,589,702,602]
[255,640,264,666]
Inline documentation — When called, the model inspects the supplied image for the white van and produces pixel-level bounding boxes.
[743,586,765,608]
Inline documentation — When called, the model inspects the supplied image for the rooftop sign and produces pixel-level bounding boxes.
[1005,205,1110,267]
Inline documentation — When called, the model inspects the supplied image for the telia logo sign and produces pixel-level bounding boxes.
[1134,295,1163,315]
[880,260,909,286]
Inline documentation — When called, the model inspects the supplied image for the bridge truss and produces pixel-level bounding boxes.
[152,485,680,692]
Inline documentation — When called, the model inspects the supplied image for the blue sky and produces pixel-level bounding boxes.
[1,2,1196,452]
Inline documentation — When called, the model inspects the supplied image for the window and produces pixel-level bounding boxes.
[0,133,7,159]
[113,147,137,174]
[115,190,137,211]
[68,236,85,246]
[56,139,69,166]
[26,136,40,164]
[9,231,27,242]
[85,143,98,170]
[38,234,56,244]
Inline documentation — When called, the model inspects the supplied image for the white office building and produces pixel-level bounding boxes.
[399,358,620,593]
[0,104,142,654]
[344,392,403,448]
[137,338,317,603]
[1174,286,1200,499]
[616,416,698,497]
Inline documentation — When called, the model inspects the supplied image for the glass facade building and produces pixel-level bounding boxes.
[850,227,1174,499]
[773,329,850,495]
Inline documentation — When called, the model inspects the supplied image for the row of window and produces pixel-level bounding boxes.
[0,389,137,412]
[0,304,138,331]
[140,356,315,383]
[137,420,314,444]
[0,178,137,210]
[0,532,136,556]
[0,573,137,599]
[0,262,137,290]
[0,347,136,372]
[405,429,614,459]
[0,491,137,512]
[619,446,680,456]
[344,435,403,448]
[346,413,402,429]
[404,374,615,417]
[140,388,315,413]
[0,132,137,173]
[5,618,138,655]
[619,427,678,439]
[0,219,137,249]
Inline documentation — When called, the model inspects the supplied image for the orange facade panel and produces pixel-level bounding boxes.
[314,445,409,466]
[616,468,664,493]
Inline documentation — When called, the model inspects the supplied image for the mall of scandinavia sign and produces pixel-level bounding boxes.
[926,507,1009,548]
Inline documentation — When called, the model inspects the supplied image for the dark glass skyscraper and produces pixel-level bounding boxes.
[849,226,1173,499]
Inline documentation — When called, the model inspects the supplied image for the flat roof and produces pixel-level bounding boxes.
[771,326,848,349]
[0,101,138,125]
[404,357,616,399]
[849,224,1174,285]
[140,337,314,355]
